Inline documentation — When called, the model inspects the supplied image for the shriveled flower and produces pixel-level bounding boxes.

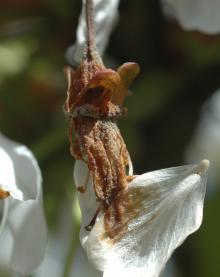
[161,0,220,34]
[0,132,47,275]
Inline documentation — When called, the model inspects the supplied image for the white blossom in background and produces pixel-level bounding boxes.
[65,0,119,66]
[74,159,209,277]
[0,132,47,276]
[161,0,220,34]
[186,89,220,189]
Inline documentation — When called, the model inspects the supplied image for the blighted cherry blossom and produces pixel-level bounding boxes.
[66,1,210,276]
[0,132,47,275]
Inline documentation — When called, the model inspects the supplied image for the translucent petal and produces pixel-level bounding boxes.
[65,0,119,65]
[161,0,220,34]
[83,160,209,277]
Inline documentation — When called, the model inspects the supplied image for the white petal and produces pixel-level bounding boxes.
[0,133,47,275]
[71,246,102,277]
[7,148,47,276]
[0,226,13,270]
[8,198,47,275]
[0,199,9,236]
[0,133,39,200]
[161,0,220,34]
[66,0,119,65]
[74,160,99,247]
[0,135,23,200]
[83,160,209,277]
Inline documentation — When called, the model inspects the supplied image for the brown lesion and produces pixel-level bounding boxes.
[0,188,10,200]
[73,118,129,203]
[103,187,143,242]
[71,116,143,241]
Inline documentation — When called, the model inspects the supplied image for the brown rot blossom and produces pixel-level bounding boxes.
[64,0,139,238]
[64,1,210,277]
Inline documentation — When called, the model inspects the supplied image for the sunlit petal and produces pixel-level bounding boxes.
[81,160,208,277]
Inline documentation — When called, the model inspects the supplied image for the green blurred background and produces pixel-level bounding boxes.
[0,0,220,276]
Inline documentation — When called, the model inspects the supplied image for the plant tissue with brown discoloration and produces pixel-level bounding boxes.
[64,0,140,238]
